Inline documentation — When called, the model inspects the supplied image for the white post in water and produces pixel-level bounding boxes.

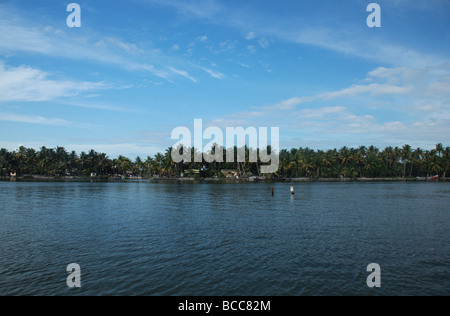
[290,186,295,195]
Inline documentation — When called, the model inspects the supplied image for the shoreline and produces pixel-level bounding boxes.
[1,175,449,183]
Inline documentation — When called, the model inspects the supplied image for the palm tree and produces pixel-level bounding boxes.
[364,152,381,178]
[442,147,450,179]
[98,153,109,175]
[115,155,132,175]
[381,146,394,175]
[38,147,51,175]
[154,153,165,176]
[430,156,442,176]
[67,151,79,175]
[79,152,89,175]
[401,145,412,178]
[436,143,444,158]
[15,146,27,175]
[144,156,154,177]
[353,150,365,177]
[54,147,68,175]
[393,146,402,176]
[339,146,352,166]
[0,148,14,176]
[163,148,176,177]
[3,143,449,180]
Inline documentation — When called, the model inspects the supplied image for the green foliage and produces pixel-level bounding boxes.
[1,144,449,178]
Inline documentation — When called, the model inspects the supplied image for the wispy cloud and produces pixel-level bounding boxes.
[57,100,140,113]
[259,82,412,112]
[95,37,145,55]
[258,60,273,73]
[318,83,412,100]
[145,1,448,68]
[0,5,224,84]
[206,64,450,148]
[197,35,208,42]
[246,32,256,40]
[143,0,223,19]
[295,106,348,120]
[0,113,69,126]
[258,38,272,49]
[168,67,198,83]
[0,112,94,128]
[202,67,225,80]
[237,61,251,69]
[262,25,447,68]
[0,63,110,102]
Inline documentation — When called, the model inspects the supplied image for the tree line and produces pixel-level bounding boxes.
[1,144,449,179]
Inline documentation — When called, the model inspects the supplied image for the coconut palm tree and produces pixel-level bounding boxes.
[436,143,444,158]
[401,145,412,178]
[98,153,109,175]
[143,156,154,177]
[0,148,14,176]
[4,143,449,180]
[14,146,27,175]
[442,147,450,179]
[364,152,381,178]
[353,150,365,177]
[430,156,442,176]
[154,153,165,176]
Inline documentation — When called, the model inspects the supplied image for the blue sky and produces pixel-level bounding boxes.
[0,0,449,158]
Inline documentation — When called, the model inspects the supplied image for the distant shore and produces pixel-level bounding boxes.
[1,175,449,183]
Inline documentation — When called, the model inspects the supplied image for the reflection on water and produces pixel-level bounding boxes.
[0,181,449,296]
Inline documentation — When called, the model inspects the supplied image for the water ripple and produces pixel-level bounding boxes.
[0,182,449,295]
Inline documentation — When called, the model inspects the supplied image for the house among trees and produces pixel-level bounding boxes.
[183,169,200,177]
[1,144,449,180]
[221,170,239,178]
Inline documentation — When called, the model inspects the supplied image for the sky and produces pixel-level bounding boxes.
[0,0,449,158]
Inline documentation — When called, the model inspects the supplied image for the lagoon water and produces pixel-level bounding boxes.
[0,181,449,296]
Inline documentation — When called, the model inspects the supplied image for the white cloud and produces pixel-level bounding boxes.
[0,113,72,126]
[247,45,257,54]
[318,84,412,100]
[202,67,225,80]
[168,67,198,83]
[258,38,271,49]
[204,64,450,148]
[188,3,449,68]
[258,82,413,113]
[57,100,140,113]
[259,60,273,73]
[261,97,313,111]
[215,40,238,53]
[0,113,98,129]
[146,0,223,18]
[426,80,450,95]
[0,6,208,84]
[0,63,110,102]
[197,35,208,42]
[237,61,251,69]
[296,106,347,120]
[95,37,144,55]
[368,67,424,83]
[139,65,173,81]
[246,32,256,40]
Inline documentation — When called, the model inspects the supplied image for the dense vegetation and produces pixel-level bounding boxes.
[1,144,449,179]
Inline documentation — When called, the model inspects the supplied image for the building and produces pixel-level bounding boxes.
[221,170,238,178]
[183,169,200,177]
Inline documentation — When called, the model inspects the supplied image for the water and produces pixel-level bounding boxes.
[0,181,449,296]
